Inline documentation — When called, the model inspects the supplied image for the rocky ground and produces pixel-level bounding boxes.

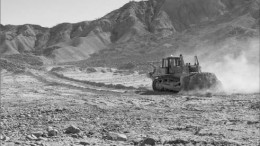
[0,67,259,146]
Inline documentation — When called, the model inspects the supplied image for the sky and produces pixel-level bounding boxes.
[1,0,142,27]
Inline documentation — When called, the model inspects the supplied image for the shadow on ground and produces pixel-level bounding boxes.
[135,90,177,95]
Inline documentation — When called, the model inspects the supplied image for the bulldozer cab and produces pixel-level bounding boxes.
[162,55,184,74]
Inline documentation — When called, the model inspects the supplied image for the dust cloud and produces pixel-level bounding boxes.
[171,38,259,94]
[201,39,260,94]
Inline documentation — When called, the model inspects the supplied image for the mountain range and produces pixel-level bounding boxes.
[0,0,259,64]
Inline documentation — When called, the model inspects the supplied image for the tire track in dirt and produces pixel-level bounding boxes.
[49,71,141,91]
[25,70,125,95]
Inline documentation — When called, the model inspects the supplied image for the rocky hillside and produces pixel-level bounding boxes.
[0,0,259,63]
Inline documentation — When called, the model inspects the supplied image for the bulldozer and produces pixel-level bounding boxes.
[147,54,221,93]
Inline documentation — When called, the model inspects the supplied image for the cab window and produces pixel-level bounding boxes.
[176,58,181,66]
[162,59,168,68]
[169,58,181,67]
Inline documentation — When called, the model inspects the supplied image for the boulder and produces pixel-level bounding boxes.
[140,138,156,146]
[106,132,127,141]
[65,125,81,134]
[32,131,44,138]
[26,135,38,140]
[79,140,90,145]
[47,126,58,137]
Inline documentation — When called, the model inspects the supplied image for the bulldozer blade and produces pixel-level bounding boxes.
[181,72,223,92]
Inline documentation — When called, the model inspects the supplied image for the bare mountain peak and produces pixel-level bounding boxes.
[1,0,258,62]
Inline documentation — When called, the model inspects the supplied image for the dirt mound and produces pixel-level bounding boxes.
[0,59,25,72]
[0,54,44,73]
[3,54,44,66]
[181,72,223,92]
